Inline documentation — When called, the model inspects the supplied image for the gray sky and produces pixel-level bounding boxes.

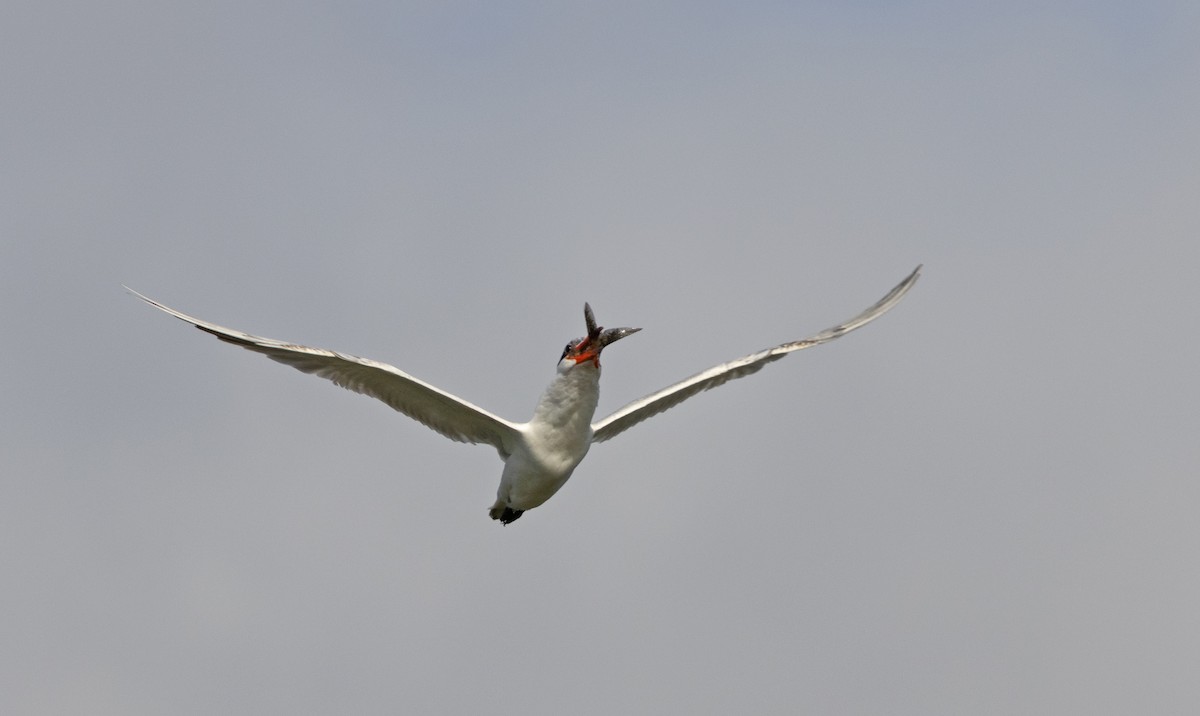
[4,2,1199,713]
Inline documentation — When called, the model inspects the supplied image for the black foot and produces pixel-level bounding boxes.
[497,507,524,525]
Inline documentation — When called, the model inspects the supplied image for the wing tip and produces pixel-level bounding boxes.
[123,284,151,303]
[880,264,923,308]
[123,285,176,314]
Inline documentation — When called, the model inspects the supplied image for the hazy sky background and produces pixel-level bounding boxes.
[4,2,1199,713]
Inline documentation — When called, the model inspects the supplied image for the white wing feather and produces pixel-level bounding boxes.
[590,265,921,443]
[127,289,523,458]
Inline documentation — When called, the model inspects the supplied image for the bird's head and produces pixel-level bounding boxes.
[559,303,641,370]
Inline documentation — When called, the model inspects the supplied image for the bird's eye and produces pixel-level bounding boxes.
[561,343,572,360]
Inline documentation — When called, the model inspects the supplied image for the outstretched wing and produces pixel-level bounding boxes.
[590,265,921,443]
[128,289,523,458]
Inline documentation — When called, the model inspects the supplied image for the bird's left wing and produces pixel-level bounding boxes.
[590,265,920,443]
[128,289,524,458]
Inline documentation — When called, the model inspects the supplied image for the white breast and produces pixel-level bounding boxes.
[499,361,602,510]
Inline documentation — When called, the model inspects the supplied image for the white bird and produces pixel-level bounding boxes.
[129,265,920,524]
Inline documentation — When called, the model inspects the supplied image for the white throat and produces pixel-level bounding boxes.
[533,361,601,432]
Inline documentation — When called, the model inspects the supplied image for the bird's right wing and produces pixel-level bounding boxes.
[128,289,524,458]
[590,265,921,443]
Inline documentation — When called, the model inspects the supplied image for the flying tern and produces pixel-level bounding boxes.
[129,265,920,524]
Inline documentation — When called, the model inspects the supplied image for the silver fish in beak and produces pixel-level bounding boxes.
[585,302,641,348]
[563,303,641,364]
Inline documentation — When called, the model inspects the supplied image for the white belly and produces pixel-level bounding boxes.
[493,361,600,512]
